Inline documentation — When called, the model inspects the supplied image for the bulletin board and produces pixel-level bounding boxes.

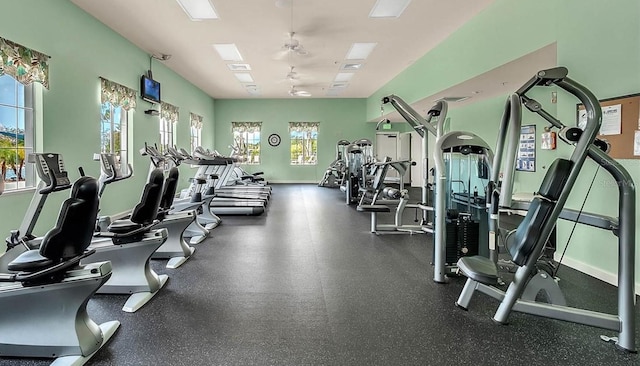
[576,93,640,159]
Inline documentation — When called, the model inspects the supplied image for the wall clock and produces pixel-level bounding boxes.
[268,133,281,147]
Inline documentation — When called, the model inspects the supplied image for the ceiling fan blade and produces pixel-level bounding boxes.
[295,46,309,56]
[294,90,311,97]
[273,49,291,60]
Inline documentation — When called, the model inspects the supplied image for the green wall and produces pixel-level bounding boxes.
[367,0,640,289]
[0,0,215,236]
[214,98,369,183]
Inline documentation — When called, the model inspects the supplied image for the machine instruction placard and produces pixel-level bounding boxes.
[516,125,536,172]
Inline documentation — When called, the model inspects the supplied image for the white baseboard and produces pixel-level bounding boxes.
[555,255,640,295]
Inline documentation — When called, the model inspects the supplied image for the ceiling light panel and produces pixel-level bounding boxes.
[369,0,411,18]
[213,44,243,61]
[341,63,364,70]
[227,63,251,71]
[334,73,354,82]
[234,73,254,83]
[245,84,260,96]
[345,43,377,60]
[176,0,219,20]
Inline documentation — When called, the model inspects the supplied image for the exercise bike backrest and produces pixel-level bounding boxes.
[7,176,100,273]
[130,169,164,226]
[159,167,179,211]
[40,176,100,260]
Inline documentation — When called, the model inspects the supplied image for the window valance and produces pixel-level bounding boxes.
[100,77,137,110]
[190,113,203,129]
[161,101,179,123]
[289,122,319,132]
[0,36,50,89]
[232,122,261,133]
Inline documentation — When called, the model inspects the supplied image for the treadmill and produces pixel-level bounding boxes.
[146,145,266,216]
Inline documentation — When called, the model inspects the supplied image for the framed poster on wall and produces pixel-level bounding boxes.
[516,125,536,172]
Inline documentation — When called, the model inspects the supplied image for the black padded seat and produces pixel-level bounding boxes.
[108,219,143,234]
[195,178,207,185]
[457,256,499,286]
[209,174,218,179]
[8,250,54,272]
[357,205,391,213]
[160,167,179,211]
[8,176,100,275]
[108,169,164,238]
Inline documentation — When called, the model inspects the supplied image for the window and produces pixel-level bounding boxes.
[159,117,175,153]
[289,122,318,165]
[0,74,35,191]
[160,101,179,154]
[100,102,128,169]
[99,77,136,175]
[231,122,261,164]
[190,113,203,153]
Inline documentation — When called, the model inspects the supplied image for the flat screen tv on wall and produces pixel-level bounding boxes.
[141,75,161,104]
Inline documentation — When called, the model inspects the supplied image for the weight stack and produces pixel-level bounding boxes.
[445,219,459,264]
[458,218,479,257]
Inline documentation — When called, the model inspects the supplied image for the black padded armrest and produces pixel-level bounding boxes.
[252,171,264,176]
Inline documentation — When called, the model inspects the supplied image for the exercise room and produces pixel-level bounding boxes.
[0,0,638,365]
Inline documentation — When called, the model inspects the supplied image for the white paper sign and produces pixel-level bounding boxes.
[600,104,622,135]
[634,130,640,156]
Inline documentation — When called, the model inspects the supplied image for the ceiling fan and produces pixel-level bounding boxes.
[284,32,307,55]
[289,85,311,97]
[275,0,310,60]
[275,32,308,60]
[278,65,314,83]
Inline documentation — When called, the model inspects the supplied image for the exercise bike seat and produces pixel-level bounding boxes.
[8,250,54,272]
[457,256,499,286]
[108,219,143,234]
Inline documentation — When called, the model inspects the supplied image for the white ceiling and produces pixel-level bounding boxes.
[70,0,495,99]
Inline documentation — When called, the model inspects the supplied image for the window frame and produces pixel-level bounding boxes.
[190,124,202,154]
[0,74,36,193]
[289,122,318,166]
[159,116,176,154]
[100,101,129,170]
[231,122,261,165]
